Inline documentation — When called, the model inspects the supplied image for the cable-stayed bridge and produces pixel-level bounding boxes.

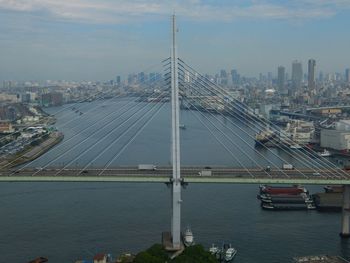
[1,167,350,185]
[1,15,350,250]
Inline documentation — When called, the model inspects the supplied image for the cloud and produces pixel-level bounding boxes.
[0,0,348,24]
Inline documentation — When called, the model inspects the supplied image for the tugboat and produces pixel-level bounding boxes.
[183,226,194,247]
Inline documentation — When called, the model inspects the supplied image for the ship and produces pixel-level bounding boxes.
[254,130,279,147]
[261,202,316,210]
[260,193,313,204]
[258,185,315,210]
[259,185,307,197]
[183,226,194,247]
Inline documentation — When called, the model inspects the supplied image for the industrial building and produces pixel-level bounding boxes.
[321,120,350,150]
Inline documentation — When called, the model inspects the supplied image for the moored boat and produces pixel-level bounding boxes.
[259,185,307,196]
[183,226,194,247]
[318,149,331,157]
[224,244,237,262]
[290,144,303,150]
[209,244,220,258]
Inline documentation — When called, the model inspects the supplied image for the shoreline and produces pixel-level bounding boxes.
[1,131,64,168]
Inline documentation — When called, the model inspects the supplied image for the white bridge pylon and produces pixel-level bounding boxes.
[170,14,182,250]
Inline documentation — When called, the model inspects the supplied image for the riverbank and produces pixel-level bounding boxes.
[0,131,64,168]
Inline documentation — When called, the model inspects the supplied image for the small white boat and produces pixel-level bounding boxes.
[179,124,186,130]
[183,226,194,247]
[290,144,302,150]
[224,245,237,261]
[318,149,331,157]
[209,244,220,256]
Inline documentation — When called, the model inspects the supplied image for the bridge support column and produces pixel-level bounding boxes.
[340,185,350,238]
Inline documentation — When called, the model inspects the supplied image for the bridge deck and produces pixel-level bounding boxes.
[1,167,350,185]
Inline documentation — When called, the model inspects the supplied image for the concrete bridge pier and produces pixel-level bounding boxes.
[340,185,350,238]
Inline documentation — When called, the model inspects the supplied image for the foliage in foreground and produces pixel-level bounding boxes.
[133,244,218,263]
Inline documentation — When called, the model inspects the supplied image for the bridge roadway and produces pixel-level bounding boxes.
[1,166,350,185]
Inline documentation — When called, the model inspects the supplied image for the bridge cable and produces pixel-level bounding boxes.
[178,71,320,179]
[53,90,168,176]
[8,73,166,174]
[98,102,166,176]
[178,60,346,180]
[77,98,167,174]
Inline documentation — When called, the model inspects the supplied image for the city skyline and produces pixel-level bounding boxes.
[0,0,350,81]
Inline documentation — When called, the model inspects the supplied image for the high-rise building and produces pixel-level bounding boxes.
[319,71,324,82]
[230,69,240,86]
[292,60,303,91]
[277,66,285,91]
[116,76,121,85]
[346,68,350,83]
[308,59,316,92]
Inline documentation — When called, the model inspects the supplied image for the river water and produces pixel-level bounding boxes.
[0,98,349,262]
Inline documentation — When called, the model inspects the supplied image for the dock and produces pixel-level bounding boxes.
[313,192,342,211]
[293,255,350,263]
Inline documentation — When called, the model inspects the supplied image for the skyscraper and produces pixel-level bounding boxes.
[308,59,316,92]
[116,76,121,85]
[277,66,285,92]
[292,60,303,91]
[346,68,350,83]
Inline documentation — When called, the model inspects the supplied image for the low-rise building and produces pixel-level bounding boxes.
[0,121,14,133]
[93,254,107,263]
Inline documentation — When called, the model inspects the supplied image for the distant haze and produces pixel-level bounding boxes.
[0,0,350,81]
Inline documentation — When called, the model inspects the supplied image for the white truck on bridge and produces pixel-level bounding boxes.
[282,163,294,170]
[198,170,212,176]
[138,164,157,171]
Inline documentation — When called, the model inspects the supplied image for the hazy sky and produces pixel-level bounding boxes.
[0,0,350,82]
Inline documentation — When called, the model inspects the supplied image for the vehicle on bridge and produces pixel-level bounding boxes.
[198,170,212,176]
[282,163,294,170]
[138,164,157,171]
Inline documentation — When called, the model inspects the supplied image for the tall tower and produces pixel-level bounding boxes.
[308,59,316,93]
[170,14,182,250]
[346,68,350,83]
[277,66,285,92]
[292,60,303,92]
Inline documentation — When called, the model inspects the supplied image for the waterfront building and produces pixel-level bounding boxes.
[321,129,350,151]
[284,120,314,145]
[321,120,350,151]
[308,59,316,93]
[41,92,63,107]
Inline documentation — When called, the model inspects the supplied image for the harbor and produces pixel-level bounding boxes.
[257,184,346,212]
